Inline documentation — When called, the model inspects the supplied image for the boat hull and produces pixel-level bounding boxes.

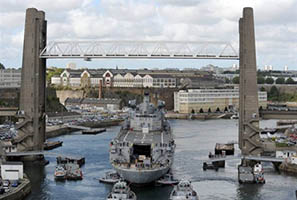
[114,165,170,184]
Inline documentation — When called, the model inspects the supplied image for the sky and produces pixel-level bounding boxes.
[0,0,297,70]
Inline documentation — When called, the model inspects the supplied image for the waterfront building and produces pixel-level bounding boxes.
[174,88,267,113]
[1,161,24,180]
[0,68,21,88]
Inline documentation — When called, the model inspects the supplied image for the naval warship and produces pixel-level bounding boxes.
[109,93,175,184]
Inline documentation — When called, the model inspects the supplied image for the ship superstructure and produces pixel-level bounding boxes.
[109,93,175,184]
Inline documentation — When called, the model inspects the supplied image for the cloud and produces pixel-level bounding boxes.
[0,0,296,69]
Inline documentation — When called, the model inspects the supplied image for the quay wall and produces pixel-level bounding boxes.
[0,178,31,200]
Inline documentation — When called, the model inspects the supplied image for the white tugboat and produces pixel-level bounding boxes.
[110,92,175,184]
[170,180,199,200]
[106,181,136,200]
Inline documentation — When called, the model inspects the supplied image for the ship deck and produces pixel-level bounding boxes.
[117,130,172,144]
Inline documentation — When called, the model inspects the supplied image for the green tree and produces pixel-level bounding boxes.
[257,76,265,84]
[232,76,239,84]
[285,77,295,84]
[265,77,274,84]
[46,68,64,83]
[268,86,280,101]
[260,86,266,91]
[275,77,285,84]
[0,62,5,69]
[225,78,230,84]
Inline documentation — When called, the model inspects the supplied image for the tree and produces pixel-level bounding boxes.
[0,62,5,69]
[191,109,195,114]
[225,78,230,84]
[265,77,274,84]
[285,77,295,84]
[199,108,204,113]
[260,86,266,91]
[216,107,220,112]
[257,76,265,84]
[275,77,285,84]
[232,76,239,84]
[208,108,212,113]
[268,86,280,101]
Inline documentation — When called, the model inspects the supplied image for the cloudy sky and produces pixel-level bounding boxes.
[1,0,296,70]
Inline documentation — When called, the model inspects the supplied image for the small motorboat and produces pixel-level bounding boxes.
[106,181,137,200]
[253,163,265,184]
[170,180,199,200]
[203,162,219,171]
[54,165,66,180]
[156,173,179,185]
[99,171,121,184]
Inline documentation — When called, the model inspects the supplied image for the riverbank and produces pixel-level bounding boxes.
[165,112,232,120]
[45,119,123,139]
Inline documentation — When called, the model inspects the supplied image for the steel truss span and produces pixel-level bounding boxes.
[40,41,239,60]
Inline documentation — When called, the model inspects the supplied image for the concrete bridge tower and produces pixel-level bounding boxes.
[238,8,263,156]
[15,8,47,151]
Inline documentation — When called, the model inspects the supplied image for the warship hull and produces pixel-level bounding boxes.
[113,164,171,184]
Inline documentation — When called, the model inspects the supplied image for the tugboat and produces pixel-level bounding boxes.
[156,173,179,185]
[253,163,265,184]
[106,181,137,200]
[54,165,66,180]
[99,171,121,184]
[109,92,175,184]
[65,163,83,180]
[170,180,199,200]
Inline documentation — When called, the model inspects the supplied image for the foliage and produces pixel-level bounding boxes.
[265,77,274,84]
[260,86,266,91]
[257,76,265,84]
[0,62,5,69]
[268,86,297,102]
[46,68,64,82]
[232,76,239,84]
[285,77,295,84]
[225,78,230,84]
[275,77,285,84]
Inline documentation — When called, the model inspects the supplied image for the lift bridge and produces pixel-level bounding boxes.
[11,7,275,167]
[40,40,239,60]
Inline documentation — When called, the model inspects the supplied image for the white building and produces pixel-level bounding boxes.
[0,69,21,88]
[174,88,267,113]
[1,162,24,180]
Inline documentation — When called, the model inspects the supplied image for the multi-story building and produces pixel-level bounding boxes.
[174,88,267,114]
[51,68,221,89]
[0,69,21,88]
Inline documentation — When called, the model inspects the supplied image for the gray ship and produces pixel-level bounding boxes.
[109,93,175,184]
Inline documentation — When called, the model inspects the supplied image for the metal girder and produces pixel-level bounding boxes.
[40,40,239,60]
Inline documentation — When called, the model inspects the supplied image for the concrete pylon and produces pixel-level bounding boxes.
[16,8,47,151]
[238,7,263,156]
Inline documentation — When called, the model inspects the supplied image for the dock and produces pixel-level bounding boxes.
[44,141,63,150]
[82,128,106,135]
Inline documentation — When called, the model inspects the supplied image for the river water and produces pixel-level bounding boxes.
[25,119,297,200]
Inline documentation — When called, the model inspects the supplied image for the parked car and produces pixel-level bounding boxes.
[3,180,9,187]
[0,187,4,194]
[11,180,18,187]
